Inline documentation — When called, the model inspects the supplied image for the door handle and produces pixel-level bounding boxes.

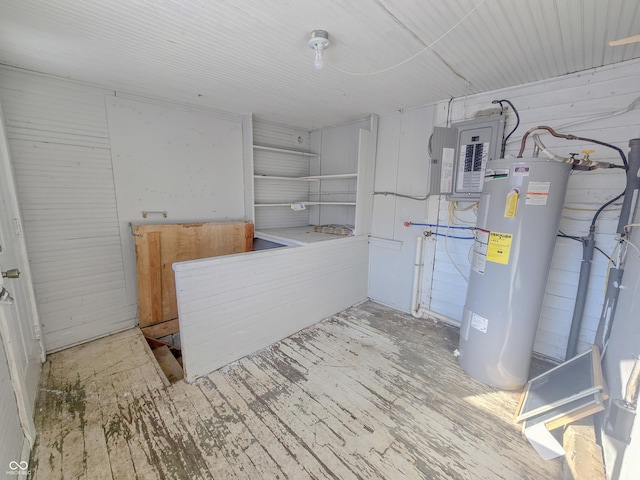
[2,268,20,279]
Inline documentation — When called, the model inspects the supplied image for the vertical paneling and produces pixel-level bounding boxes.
[174,235,369,380]
[368,107,434,311]
[0,67,136,352]
[425,60,640,360]
[354,116,378,235]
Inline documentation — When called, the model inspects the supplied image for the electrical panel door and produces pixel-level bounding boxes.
[430,116,505,201]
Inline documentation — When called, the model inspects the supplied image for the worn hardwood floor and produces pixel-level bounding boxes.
[29,301,563,479]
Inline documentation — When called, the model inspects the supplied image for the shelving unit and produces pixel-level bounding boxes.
[252,143,358,227]
[251,115,377,235]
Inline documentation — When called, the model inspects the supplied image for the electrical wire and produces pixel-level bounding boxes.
[563,205,621,213]
[591,191,625,229]
[444,223,470,283]
[328,0,487,76]
[554,94,640,131]
[619,236,640,259]
[448,201,478,226]
[500,94,640,149]
[446,97,454,127]
[374,191,429,201]
[624,223,640,234]
[441,201,478,282]
[492,99,520,158]
[557,231,612,261]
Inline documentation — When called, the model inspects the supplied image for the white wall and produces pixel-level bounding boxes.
[106,96,247,306]
[368,106,434,311]
[369,59,640,362]
[0,67,249,351]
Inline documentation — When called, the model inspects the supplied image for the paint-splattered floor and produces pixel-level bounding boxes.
[29,301,563,479]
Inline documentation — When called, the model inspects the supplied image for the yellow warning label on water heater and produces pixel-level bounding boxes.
[504,189,519,218]
[487,232,513,264]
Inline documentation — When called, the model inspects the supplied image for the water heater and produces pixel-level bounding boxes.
[458,157,572,390]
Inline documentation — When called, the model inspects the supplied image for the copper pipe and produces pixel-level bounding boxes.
[518,125,576,157]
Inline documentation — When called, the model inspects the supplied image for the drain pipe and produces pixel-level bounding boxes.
[411,236,425,318]
[595,138,640,351]
[565,228,596,359]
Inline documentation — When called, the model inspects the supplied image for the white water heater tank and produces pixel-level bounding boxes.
[458,157,572,390]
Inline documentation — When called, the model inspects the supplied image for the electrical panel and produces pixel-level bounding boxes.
[429,116,505,201]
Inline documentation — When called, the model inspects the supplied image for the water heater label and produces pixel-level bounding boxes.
[504,189,519,218]
[471,229,489,274]
[487,231,513,264]
[471,312,489,334]
[514,166,530,176]
[526,181,551,205]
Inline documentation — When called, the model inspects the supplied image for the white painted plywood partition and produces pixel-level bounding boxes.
[174,235,369,381]
[106,96,247,306]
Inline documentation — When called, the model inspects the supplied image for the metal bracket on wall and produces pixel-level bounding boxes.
[142,210,167,219]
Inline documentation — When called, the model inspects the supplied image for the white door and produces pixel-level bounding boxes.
[0,339,28,475]
[0,103,43,455]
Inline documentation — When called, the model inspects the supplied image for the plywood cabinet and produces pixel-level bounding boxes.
[134,221,253,337]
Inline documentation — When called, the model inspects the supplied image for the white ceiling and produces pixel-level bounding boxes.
[1,0,639,130]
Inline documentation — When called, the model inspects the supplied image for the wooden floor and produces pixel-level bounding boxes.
[29,301,563,479]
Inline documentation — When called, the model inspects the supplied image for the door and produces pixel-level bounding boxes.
[0,339,28,475]
[0,102,43,453]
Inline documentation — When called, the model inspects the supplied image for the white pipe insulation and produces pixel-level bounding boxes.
[411,236,424,318]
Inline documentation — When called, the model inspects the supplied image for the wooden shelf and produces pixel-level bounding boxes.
[303,173,357,180]
[253,144,320,157]
[254,173,357,182]
[253,175,307,181]
[255,202,357,207]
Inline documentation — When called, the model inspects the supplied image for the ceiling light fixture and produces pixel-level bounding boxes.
[309,30,329,70]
